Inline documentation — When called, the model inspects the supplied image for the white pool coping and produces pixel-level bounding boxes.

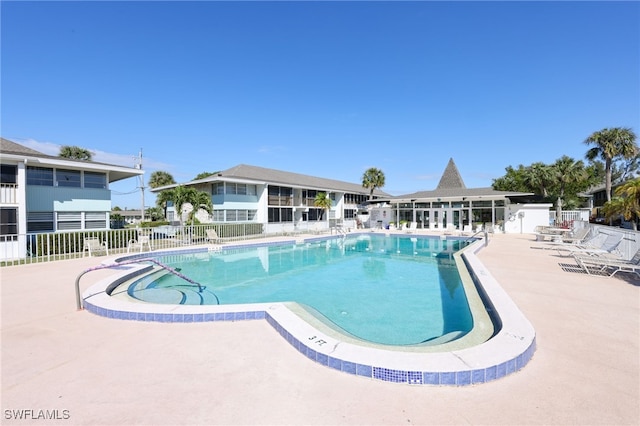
[82,236,536,386]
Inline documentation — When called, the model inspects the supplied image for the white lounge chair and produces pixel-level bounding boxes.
[562,227,591,244]
[84,237,109,257]
[206,229,221,243]
[574,248,640,277]
[405,222,417,233]
[443,224,456,235]
[533,232,603,251]
[127,235,152,253]
[555,233,623,257]
[534,226,589,244]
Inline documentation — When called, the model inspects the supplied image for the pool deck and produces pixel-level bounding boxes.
[1,232,639,425]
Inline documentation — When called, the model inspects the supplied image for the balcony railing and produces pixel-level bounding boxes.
[0,183,18,204]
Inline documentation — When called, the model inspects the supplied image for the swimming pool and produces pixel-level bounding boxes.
[82,233,536,386]
[121,235,473,346]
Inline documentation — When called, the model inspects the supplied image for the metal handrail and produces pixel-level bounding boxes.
[75,257,212,310]
[463,230,489,246]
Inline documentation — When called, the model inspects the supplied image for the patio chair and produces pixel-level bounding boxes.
[405,222,417,233]
[574,248,640,278]
[555,232,623,257]
[84,237,109,257]
[558,227,591,244]
[127,235,152,253]
[443,224,456,235]
[205,229,221,244]
[533,231,603,251]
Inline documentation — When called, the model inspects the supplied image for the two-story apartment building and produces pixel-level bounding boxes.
[0,138,143,259]
[151,164,389,234]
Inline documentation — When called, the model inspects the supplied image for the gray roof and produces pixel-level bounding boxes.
[1,138,46,156]
[1,137,142,183]
[437,158,466,189]
[161,164,390,196]
[395,187,532,200]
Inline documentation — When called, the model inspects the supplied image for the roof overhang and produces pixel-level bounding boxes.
[2,152,143,183]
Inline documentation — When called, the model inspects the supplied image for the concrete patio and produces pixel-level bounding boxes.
[1,233,638,425]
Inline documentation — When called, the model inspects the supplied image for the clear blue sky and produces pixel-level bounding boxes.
[2,1,639,209]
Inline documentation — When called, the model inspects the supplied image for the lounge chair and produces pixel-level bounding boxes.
[127,235,152,253]
[574,248,640,278]
[206,229,221,244]
[443,224,456,235]
[533,231,603,251]
[405,222,417,233]
[555,233,623,257]
[559,227,591,244]
[84,237,109,257]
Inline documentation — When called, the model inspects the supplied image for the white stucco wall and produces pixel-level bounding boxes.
[503,203,553,234]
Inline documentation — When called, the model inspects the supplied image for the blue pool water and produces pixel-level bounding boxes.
[127,235,474,346]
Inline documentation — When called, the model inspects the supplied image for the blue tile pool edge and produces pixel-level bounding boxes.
[82,237,537,386]
[83,296,536,386]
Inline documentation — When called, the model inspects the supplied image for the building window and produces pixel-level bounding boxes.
[212,182,224,195]
[268,186,292,206]
[27,212,54,232]
[308,208,323,221]
[0,208,18,235]
[84,172,107,189]
[212,210,224,221]
[27,167,54,186]
[268,207,293,223]
[85,212,107,229]
[57,212,82,230]
[56,169,81,188]
[344,209,356,219]
[0,165,17,184]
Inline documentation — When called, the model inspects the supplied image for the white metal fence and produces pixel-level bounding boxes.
[550,210,590,227]
[0,223,266,266]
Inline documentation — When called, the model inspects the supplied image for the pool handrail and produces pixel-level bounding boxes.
[75,257,210,310]
[463,230,489,246]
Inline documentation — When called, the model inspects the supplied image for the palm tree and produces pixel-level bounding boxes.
[549,156,587,223]
[584,127,638,203]
[59,145,93,161]
[525,162,552,197]
[161,185,213,225]
[149,171,176,219]
[193,171,218,181]
[313,192,332,221]
[362,167,385,200]
[148,171,176,189]
[604,178,640,230]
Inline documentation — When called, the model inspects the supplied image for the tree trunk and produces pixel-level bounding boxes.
[556,197,563,226]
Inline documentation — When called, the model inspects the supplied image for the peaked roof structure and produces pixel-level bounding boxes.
[388,158,533,201]
[436,158,466,189]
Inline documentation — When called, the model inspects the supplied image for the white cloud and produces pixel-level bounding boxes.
[18,138,60,156]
